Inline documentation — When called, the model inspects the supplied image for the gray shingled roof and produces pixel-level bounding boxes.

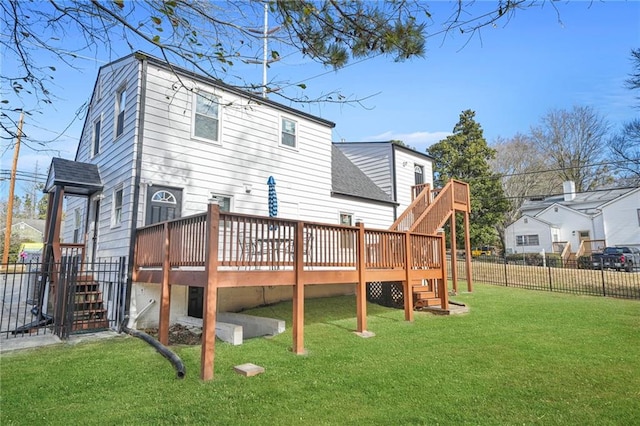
[45,157,103,195]
[331,145,394,204]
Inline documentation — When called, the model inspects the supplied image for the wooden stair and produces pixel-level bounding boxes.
[72,274,109,331]
[412,283,443,309]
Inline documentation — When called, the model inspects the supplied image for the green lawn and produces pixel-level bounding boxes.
[2,285,639,425]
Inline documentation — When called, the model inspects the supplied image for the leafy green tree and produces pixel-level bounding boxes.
[428,110,509,247]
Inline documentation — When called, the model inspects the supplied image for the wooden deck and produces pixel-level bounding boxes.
[132,205,449,380]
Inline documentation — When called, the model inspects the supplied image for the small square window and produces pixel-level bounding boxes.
[194,93,220,142]
[281,117,297,148]
[209,194,231,212]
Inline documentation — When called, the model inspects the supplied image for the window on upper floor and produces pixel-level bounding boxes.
[112,184,124,227]
[115,86,126,138]
[92,117,101,157]
[516,234,539,246]
[414,164,424,185]
[193,92,220,142]
[281,117,297,148]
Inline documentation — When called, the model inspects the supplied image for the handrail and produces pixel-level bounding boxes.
[560,241,572,264]
[390,183,432,231]
[575,240,586,259]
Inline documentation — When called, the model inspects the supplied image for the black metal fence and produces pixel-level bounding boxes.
[452,256,640,300]
[1,257,127,340]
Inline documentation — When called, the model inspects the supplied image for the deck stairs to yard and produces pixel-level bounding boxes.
[71,274,109,331]
[390,180,471,310]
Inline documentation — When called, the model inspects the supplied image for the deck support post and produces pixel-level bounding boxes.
[292,222,305,354]
[464,210,473,292]
[356,221,368,332]
[450,213,458,294]
[438,230,449,309]
[201,203,220,381]
[159,222,171,346]
[403,231,414,322]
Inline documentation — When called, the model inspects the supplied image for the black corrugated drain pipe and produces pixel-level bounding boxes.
[120,319,186,379]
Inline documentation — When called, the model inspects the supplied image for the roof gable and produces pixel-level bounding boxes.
[331,145,394,204]
[535,202,591,220]
[597,187,640,209]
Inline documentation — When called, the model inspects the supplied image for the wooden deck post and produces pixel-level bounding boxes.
[159,222,171,346]
[356,221,367,332]
[403,231,414,322]
[464,210,473,292]
[292,222,305,354]
[450,212,458,294]
[201,203,220,381]
[438,230,449,309]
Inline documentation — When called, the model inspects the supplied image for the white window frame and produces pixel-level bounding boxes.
[112,184,124,227]
[280,116,297,149]
[73,209,82,243]
[115,85,126,139]
[192,92,221,143]
[209,193,232,212]
[414,164,424,185]
[92,115,102,157]
[516,234,539,246]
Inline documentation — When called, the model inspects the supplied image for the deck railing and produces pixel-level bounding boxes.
[133,211,444,273]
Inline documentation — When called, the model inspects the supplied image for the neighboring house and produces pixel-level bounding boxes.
[505,181,640,255]
[11,219,45,242]
[57,52,434,327]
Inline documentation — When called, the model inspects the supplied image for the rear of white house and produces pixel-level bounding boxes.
[59,52,434,327]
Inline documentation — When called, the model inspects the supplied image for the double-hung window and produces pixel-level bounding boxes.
[112,185,124,227]
[281,117,297,148]
[115,86,126,138]
[92,117,101,157]
[339,212,354,249]
[194,92,220,142]
[516,234,539,246]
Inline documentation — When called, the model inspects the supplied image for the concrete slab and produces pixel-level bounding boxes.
[234,362,265,377]
[177,316,243,345]
[354,330,376,338]
[218,312,285,339]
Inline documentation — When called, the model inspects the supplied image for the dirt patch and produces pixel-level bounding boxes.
[143,324,202,346]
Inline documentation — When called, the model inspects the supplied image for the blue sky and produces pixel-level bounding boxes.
[2,1,639,196]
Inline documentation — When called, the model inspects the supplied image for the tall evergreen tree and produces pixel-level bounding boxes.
[428,110,508,247]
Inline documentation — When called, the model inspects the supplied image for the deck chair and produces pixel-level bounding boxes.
[237,232,256,270]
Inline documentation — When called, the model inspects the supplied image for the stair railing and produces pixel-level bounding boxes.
[390,184,433,231]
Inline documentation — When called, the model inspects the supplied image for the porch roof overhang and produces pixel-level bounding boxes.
[45,157,103,196]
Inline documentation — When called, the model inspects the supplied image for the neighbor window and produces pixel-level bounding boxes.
[414,164,424,185]
[92,117,101,156]
[516,234,539,246]
[281,117,297,148]
[115,86,126,138]
[112,185,123,227]
[194,92,220,142]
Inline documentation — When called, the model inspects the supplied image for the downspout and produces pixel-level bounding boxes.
[391,144,398,221]
[124,55,148,325]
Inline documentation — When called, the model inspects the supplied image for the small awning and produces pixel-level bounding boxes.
[44,157,103,196]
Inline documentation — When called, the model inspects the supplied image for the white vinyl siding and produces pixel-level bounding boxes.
[193,92,220,142]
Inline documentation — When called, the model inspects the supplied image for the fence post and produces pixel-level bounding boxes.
[503,255,508,287]
[601,266,606,297]
[548,264,553,292]
[201,202,220,381]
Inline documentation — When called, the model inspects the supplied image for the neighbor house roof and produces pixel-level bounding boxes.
[11,219,46,234]
[521,187,638,214]
[331,145,395,205]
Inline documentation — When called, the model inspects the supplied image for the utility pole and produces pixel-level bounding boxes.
[2,112,24,264]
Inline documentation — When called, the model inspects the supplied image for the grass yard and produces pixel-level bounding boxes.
[1,284,639,425]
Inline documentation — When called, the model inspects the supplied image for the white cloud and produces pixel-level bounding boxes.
[365,130,452,152]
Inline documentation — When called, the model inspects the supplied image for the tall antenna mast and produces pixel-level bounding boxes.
[261,1,268,99]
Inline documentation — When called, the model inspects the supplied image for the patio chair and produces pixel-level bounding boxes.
[237,232,256,270]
